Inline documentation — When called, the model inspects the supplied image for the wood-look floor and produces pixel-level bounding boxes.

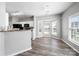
[16,37,79,56]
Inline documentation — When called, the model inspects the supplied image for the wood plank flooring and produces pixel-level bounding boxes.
[16,37,79,56]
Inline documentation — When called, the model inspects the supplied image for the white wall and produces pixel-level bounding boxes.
[62,2,79,53]
[0,3,9,27]
[0,3,5,26]
[33,16,37,40]
[0,2,6,56]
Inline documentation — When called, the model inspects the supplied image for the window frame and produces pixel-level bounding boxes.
[68,12,79,46]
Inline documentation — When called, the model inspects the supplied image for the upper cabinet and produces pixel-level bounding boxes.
[8,13,34,27]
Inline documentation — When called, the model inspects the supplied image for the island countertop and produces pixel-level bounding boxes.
[0,27,33,32]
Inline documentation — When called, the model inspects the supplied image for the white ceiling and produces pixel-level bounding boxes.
[6,2,73,16]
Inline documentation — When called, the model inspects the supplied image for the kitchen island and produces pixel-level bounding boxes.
[0,28,33,56]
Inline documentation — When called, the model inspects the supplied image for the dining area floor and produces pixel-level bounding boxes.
[16,37,79,56]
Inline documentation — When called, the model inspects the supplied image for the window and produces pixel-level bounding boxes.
[52,21,57,36]
[43,21,51,35]
[69,16,79,45]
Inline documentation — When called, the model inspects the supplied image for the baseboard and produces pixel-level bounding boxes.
[62,39,79,54]
[7,47,32,56]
